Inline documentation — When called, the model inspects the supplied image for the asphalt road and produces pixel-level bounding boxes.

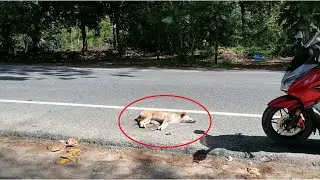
[1,65,320,164]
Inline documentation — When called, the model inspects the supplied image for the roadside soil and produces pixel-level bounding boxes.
[0,50,292,71]
[1,136,319,179]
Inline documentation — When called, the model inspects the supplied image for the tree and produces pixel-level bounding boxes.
[235,1,281,49]
[106,1,133,57]
[280,2,320,41]
[276,2,320,55]
[238,1,247,41]
[0,2,29,53]
[209,2,237,64]
[23,1,57,52]
[1,0,314,63]
[54,1,106,52]
[122,1,237,64]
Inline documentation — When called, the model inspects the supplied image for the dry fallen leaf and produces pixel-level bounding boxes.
[67,148,81,156]
[59,158,71,165]
[55,139,81,165]
[60,154,79,162]
[247,167,262,178]
[60,154,72,159]
[46,144,64,152]
[66,138,79,147]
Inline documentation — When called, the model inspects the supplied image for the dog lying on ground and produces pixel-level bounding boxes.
[134,110,196,130]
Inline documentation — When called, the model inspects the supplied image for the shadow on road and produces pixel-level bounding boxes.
[193,130,320,162]
[0,76,30,81]
[0,66,95,81]
[109,69,140,78]
[110,73,136,78]
[0,65,145,81]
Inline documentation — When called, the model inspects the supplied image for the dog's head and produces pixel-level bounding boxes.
[134,115,143,124]
[179,112,195,123]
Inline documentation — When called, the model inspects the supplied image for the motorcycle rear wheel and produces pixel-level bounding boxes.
[262,107,313,144]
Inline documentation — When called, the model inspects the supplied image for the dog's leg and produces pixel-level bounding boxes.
[156,119,169,130]
[149,120,160,131]
[150,120,160,125]
[139,117,152,128]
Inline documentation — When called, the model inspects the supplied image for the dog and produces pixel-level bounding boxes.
[134,110,196,130]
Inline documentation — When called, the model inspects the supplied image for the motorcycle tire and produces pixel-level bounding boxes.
[262,106,313,145]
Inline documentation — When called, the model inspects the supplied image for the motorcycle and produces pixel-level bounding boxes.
[262,24,320,144]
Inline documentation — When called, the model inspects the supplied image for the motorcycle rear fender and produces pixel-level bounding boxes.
[268,95,301,110]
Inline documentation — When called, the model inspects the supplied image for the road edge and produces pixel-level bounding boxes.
[1,130,320,167]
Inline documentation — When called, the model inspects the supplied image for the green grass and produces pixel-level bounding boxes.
[223,46,274,56]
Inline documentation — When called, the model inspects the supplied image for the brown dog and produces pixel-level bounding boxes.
[134,110,196,130]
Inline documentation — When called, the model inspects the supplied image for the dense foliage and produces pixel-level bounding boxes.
[0,1,319,64]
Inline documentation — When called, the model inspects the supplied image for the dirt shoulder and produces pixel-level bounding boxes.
[0,51,291,71]
[1,136,319,179]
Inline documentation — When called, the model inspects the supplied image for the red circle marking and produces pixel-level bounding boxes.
[117,94,212,149]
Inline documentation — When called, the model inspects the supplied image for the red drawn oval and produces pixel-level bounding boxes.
[118,94,213,149]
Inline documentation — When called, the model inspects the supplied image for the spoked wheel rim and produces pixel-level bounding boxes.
[262,106,313,144]
[270,108,303,136]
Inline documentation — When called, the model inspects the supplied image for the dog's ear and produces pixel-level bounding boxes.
[180,112,187,118]
[135,115,142,122]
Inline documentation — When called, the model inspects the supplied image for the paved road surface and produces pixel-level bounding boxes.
[1,65,320,163]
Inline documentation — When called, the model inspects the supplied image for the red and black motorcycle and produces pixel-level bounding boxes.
[262,25,320,144]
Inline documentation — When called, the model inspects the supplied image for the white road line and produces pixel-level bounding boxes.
[124,79,147,81]
[265,83,281,85]
[0,99,262,118]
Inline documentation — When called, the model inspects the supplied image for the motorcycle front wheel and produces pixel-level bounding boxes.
[262,107,313,144]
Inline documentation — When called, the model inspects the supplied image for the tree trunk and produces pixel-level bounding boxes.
[77,28,80,46]
[113,3,125,57]
[28,26,41,52]
[178,33,186,64]
[30,36,40,52]
[71,28,73,50]
[214,17,219,65]
[214,34,219,65]
[23,35,29,52]
[239,1,246,43]
[81,23,88,53]
[2,31,14,54]
[115,17,122,56]
[116,19,124,57]
[157,25,160,60]
[2,39,12,54]
[190,27,198,65]
[112,22,117,49]
[165,26,173,55]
